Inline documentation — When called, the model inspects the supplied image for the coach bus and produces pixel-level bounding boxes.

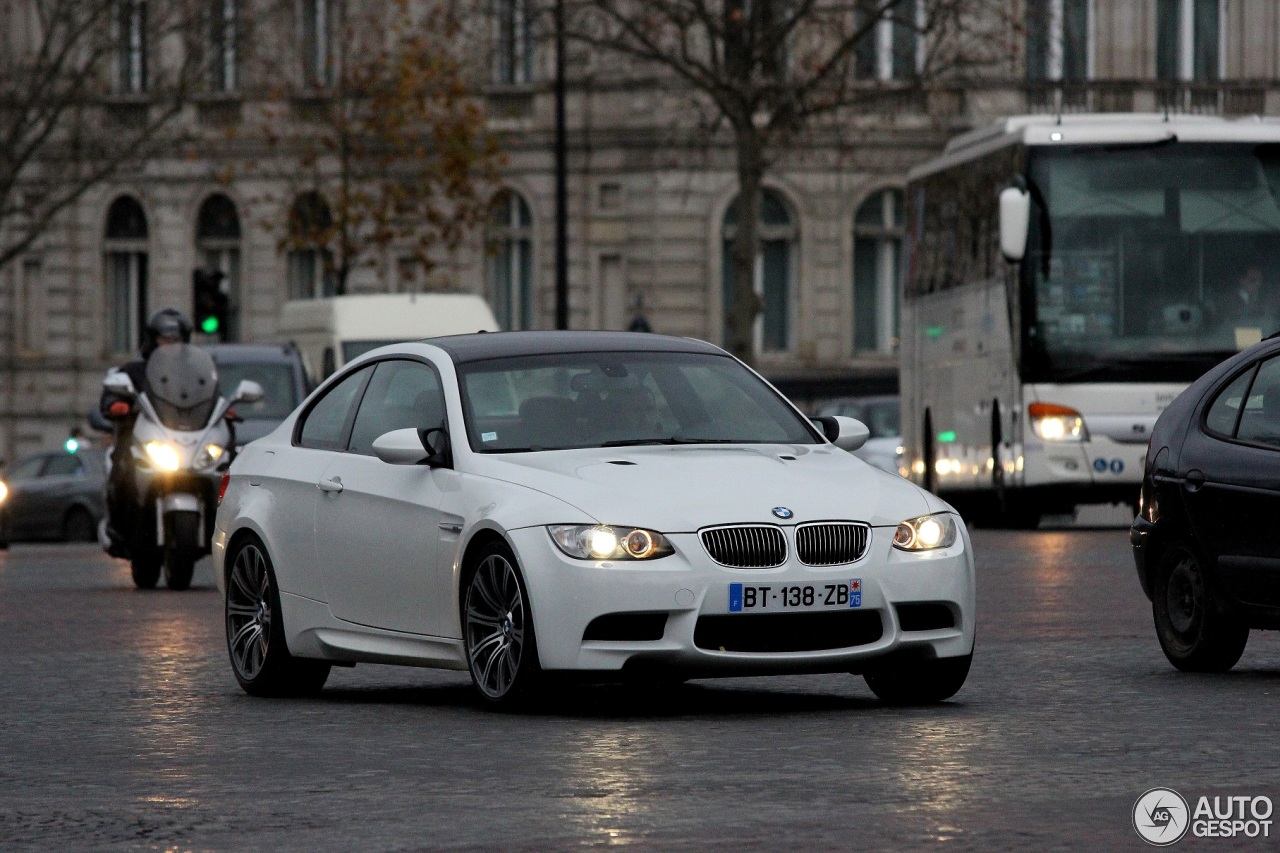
[900,114,1280,527]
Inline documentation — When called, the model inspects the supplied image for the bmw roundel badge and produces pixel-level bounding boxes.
[772,507,794,520]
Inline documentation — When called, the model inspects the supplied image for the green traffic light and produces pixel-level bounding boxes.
[65,438,79,454]
[200,316,220,334]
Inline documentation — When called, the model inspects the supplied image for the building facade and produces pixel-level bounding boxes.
[4,0,1280,461]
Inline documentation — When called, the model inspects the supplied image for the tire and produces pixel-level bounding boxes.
[163,511,201,591]
[1152,542,1249,673]
[131,550,162,589]
[225,536,330,697]
[864,652,972,705]
[63,507,98,543]
[462,541,541,708]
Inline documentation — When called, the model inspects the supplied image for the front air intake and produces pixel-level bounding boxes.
[699,525,787,568]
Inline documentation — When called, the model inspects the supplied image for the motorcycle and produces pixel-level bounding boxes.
[101,344,262,590]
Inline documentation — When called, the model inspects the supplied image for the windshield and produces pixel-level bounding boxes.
[1024,142,1280,382]
[214,363,299,420]
[145,344,218,430]
[457,351,821,452]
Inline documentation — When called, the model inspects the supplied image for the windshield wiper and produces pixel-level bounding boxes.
[600,437,728,447]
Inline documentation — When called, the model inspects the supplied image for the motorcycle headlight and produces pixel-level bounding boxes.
[1028,402,1087,442]
[0,480,8,504]
[144,441,181,472]
[547,525,674,561]
[195,444,225,471]
[892,512,958,552]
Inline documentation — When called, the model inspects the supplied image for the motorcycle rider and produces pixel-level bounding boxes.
[99,308,193,557]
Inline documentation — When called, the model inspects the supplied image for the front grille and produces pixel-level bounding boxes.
[699,525,786,568]
[795,522,870,566]
[694,611,883,653]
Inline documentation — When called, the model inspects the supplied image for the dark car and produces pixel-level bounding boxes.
[0,447,107,545]
[1131,335,1280,673]
[202,343,311,448]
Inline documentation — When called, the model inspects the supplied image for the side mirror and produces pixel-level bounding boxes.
[999,185,1031,262]
[233,379,264,404]
[814,415,870,452]
[103,370,136,398]
[371,427,453,468]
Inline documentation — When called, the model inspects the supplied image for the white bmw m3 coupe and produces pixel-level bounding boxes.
[214,332,975,707]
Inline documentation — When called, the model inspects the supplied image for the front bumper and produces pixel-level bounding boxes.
[509,522,976,674]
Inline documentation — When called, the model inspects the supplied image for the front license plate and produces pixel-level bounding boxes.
[728,580,862,612]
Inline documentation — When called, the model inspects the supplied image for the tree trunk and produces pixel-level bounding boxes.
[726,125,766,368]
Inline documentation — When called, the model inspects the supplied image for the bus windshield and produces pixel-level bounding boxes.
[1024,142,1280,382]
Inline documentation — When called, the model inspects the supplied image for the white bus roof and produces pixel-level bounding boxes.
[278,293,499,338]
[909,113,1280,182]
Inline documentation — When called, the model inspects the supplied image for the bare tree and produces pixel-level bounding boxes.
[566,0,1009,366]
[258,0,503,295]
[0,0,206,270]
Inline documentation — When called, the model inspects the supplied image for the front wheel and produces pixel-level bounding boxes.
[163,511,200,591]
[131,549,161,589]
[864,652,972,705]
[1152,542,1248,672]
[226,537,330,697]
[463,542,541,708]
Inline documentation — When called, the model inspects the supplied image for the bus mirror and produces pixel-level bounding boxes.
[999,186,1031,262]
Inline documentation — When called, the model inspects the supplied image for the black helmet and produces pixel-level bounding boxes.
[142,308,193,357]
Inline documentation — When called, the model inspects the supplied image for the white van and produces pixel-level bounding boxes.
[278,293,499,380]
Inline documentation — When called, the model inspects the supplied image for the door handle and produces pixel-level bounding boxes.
[317,475,344,493]
[1184,470,1205,493]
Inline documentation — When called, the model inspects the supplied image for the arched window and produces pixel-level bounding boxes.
[723,188,795,352]
[287,192,336,299]
[853,188,904,354]
[104,195,148,353]
[196,194,242,340]
[485,190,533,330]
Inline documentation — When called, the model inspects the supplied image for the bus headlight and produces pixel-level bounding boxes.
[1029,402,1087,442]
[0,480,8,504]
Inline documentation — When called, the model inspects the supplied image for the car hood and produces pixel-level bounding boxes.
[470,444,931,531]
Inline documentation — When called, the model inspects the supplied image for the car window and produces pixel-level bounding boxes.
[42,455,84,477]
[6,456,47,481]
[215,362,300,420]
[863,401,901,439]
[297,365,374,450]
[1204,367,1256,437]
[347,360,446,456]
[1235,357,1280,446]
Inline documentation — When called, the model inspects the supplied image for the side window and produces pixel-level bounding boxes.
[297,365,374,450]
[7,456,47,481]
[42,455,84,477]
[347,360,446,456]
[1205,367,1256,437]
[1236,357,1280,447]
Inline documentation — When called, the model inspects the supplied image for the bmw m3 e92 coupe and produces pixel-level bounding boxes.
[215,332,975,707]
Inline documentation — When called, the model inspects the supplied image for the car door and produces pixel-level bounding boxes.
[3,455,52,538]
[37,453,88,538]
[1180,355,1280,606]
[314,358,452,636]
[269,364,374,602]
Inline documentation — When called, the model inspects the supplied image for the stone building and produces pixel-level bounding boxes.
[4,0,1280,461]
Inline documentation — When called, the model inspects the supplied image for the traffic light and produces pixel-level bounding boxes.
[192,267,229,340]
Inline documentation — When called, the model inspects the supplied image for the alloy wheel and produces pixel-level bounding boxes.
[465,553,526,699]
[226,543,272,682]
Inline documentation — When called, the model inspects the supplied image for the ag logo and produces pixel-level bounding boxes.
[772,507,794,520]
[1133,787,1190,846]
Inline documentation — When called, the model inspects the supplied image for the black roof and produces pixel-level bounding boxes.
[426,331,726,364]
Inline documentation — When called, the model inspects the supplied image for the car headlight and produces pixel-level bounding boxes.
[1029,402,1087,441]
[144,441,181,472]
[194,444,225,471]
[892,512,958,551]
[547,525,674,561]
[0,480,7,504]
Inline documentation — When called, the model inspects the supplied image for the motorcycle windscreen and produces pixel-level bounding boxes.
[145,344,219,430]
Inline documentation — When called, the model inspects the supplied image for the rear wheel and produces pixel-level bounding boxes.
[864,653,972,705]
[226,537,330,696]
[463,542,541,708]
[1152,542,1248,672]
[63,507,97,542]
